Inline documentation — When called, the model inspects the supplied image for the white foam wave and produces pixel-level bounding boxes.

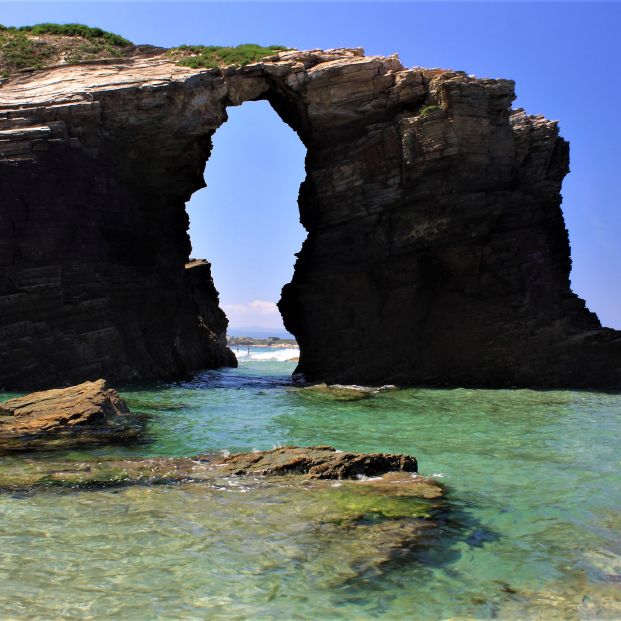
[234,348,299,362]
[330,384,398,393]
[303,383,398,394]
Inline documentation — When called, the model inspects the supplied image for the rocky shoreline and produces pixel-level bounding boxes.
[0,381,439,501]
[227,336,299,349]
[0,380,444,584]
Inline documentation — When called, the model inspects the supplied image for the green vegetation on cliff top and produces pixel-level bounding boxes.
[0,24,290,78]
[0,23,131,46]
[169,44,290,69]
[0,23,132,77]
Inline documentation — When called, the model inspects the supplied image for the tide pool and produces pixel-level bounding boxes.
[0,352,619,620]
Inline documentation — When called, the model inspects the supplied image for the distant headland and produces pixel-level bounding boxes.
[227,336,298,349]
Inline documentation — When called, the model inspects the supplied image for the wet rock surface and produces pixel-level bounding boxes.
[0,379,143,451]
[219,445,418,479]
[0,446,445,592]
[1,48,619,389]
[0,445,439,496]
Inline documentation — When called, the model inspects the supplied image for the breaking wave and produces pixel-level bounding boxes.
[233,347,300,362]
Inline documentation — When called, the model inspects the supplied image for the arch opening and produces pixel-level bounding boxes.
[186,100,307,343]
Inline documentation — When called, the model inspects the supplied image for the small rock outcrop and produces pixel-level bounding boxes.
[0,445,437,496]
[0,47,619,389]
[0,445,442,569]
[219,445,417,479]
[0,379,142,451]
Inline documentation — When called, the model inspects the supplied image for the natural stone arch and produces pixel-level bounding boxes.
[185,98,306,333]
[0,48,619,390]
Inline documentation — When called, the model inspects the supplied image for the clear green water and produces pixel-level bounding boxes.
[1,354,620,620]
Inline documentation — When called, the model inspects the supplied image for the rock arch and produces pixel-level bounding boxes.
[186,99,307,336]
[0,48,619,390]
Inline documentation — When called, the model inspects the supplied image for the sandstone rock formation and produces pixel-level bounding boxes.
[218,445,417,479]
[0,444,442,569]
[0,47,619,389]
[0,444,435,493]
[0,379,142,450]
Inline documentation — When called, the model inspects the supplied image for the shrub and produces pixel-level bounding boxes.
[0,23,132,76]
[0,30,53,72]
[13,23,131,46]
[170,43,290,69]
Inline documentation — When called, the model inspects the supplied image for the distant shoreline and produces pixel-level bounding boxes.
[227,336,299,349]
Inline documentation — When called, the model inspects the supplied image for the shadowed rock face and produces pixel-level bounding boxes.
[0,48,619,390]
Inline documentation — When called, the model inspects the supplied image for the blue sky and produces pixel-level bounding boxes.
[3,2,620,332]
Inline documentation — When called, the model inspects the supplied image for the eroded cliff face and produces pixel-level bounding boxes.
[0,48,619,390]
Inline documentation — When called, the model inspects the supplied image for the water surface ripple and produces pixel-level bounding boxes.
[0,352,620,619]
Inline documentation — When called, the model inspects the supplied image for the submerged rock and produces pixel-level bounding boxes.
[0,444,443,575]
[297,383,398,401]
[0,379,143,452]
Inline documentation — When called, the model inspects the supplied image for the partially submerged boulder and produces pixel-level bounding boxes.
[0,445,443,578]
[218,445,417,479]
[0,379,143,451]
[0,446,440,501]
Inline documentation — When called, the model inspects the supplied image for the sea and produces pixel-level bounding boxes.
[0,348,619,620]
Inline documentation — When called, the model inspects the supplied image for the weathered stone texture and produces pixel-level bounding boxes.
[0,444,432,491]
[0,49,619,389]
[0,379,142,450]
[219,445,418,479]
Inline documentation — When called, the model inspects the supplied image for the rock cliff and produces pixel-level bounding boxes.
[0,47,619,389]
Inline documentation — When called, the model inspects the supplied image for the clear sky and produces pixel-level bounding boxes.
[187,101,306,332]
[3,2,620,333]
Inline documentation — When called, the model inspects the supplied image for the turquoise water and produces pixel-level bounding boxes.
[0,350,620,620]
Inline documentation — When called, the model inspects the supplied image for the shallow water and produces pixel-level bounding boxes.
[0,352,620,620]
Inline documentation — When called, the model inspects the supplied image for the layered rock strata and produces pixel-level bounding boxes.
[0,444,435,493]
[0,48,619,389]
[218,445,417,479]
[0,379,143,451]
[0,444,442,567]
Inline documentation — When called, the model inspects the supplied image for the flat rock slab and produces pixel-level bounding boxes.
[218,445,418,479]
[0,446,442,500]
[0,379,143,452]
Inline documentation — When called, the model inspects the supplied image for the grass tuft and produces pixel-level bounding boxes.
[169,43,290,69]
[419,104,442,117]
